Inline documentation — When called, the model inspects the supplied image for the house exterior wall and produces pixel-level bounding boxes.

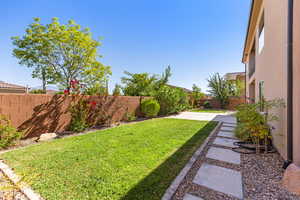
[245,0,289,159]
[293,0,300,165]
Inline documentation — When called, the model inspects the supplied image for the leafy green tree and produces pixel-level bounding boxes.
[112,84,122,96]
[121,71,157,96]
[12,17,111,90]
[121,66,172,96]
[207,73,231,108]
[191,84,205,107]
[155,85,189,115]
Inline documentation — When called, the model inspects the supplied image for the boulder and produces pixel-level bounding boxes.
[282,163,300,195]
[37,133,57,142]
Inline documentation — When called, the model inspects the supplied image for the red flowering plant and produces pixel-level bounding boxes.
[68,79,97,132]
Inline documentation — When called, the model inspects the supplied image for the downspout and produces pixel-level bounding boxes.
[284,0,294,169]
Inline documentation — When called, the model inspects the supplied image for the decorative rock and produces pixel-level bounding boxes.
[37,133,57,142]
[282,163,300,195]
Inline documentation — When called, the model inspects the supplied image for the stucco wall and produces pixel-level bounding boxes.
[246,0,289,159]
[293,0,300,165]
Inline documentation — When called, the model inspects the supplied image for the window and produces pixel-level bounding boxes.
[258,12,265,54]
[259,81,265,111]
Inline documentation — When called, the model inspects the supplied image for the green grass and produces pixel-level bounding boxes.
[189,108,228,113]
[1,118,217,200]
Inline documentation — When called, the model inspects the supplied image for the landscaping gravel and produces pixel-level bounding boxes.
[0,171,28,200]
[171,124,300,200]
[242,153,300,200]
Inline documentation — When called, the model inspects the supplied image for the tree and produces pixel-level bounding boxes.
[155,65,172,88]
[112,84,122,96]
[191,84,205,107]
[12,17,111,91]
[121,66,172,96]
[207,73,231,109]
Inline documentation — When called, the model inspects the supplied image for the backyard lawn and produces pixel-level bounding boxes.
[189,108,227,113]
[0,118,217,200]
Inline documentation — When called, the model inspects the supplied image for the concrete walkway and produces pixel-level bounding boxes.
[166,112,243,200]
[166,111,236,124]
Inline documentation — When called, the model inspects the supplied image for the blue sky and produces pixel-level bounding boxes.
[0,0,251,92]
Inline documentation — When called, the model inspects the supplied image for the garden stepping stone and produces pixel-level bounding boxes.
[222,123,237,128]
[183,193,204,200]
[213,137,238,148]
[193,163,243,199]
[206,147,240,164]
[220,126,235,132]
[218,131,236,138]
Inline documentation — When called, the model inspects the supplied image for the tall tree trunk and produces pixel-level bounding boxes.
[42,68,47,93]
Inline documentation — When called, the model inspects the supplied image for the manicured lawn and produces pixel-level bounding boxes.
[1,118,217,200]
[189,108,228,113]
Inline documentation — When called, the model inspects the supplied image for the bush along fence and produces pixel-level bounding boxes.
[198,96,246,110]
[0,94,149,139]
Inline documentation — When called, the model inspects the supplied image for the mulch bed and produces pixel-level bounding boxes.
[171,125,300,200]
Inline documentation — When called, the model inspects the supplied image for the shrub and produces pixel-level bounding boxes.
[141,99,160,118]
[30,89,46,94]
[203,101,212,109]
[154,86,189,115]
[0,115,22,149]
[125,112,137,122]
[69,99,90,132]
[235,99,285,153]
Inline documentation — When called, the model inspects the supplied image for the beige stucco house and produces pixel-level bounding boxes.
[242,0,300,169]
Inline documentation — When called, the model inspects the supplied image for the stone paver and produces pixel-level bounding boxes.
[193,163,243,199]
[213,137,238,148]
[206,147,240,164]
[218,131,236,138]
[220,126,235,132]
[223,123,237,127]
[183,193,204,200]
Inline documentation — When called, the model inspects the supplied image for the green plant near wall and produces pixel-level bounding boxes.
[235,98,285,153]
[141,99,160,118]
[0,115,23,149]
[125,112,137,122]
[154,86,189,115]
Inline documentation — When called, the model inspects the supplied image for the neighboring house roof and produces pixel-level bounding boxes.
[0,81,27,89]
[224,72,246,81]
[166,84,193,93]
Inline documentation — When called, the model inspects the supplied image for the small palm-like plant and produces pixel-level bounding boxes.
[207,73,231,109]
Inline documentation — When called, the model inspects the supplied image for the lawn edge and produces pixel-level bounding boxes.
[161,121,222,200]
[0,160,44,200]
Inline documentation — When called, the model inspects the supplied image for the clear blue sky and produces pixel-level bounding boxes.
[0,0,251,92]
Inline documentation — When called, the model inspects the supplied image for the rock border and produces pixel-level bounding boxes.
[0,160,44,200]
[162,121,222,200]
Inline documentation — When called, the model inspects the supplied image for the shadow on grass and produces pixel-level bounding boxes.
[120,120,218,200]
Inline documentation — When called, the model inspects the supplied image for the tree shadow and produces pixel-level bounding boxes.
[120,120,218,200]
[18,95,70,138]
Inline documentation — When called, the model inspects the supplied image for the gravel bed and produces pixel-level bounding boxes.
[171,123,300,200]
[0,171,28,200]
[242,153,300,200]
